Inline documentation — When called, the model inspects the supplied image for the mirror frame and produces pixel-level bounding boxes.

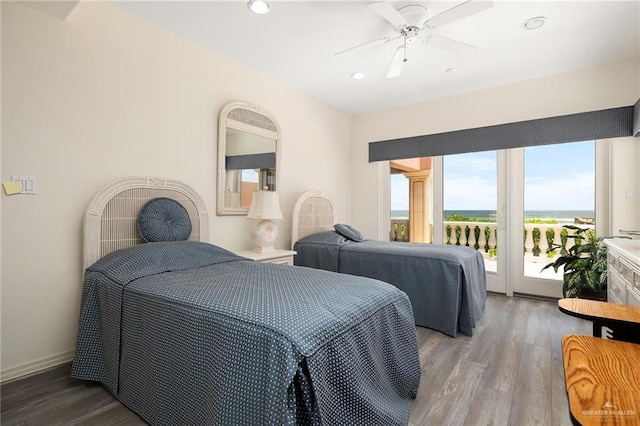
[217,101,281,216]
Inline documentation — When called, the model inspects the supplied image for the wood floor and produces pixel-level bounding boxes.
[408,293,589,426]
[1,293,589,426]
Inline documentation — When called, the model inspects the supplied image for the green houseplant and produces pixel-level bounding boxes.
[541,225,611,299]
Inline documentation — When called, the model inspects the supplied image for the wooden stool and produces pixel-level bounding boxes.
[558,298,640,344]
[561,334,640,425]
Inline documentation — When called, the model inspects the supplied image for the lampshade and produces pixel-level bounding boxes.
[247,190,283,220]
[247,190,283,253]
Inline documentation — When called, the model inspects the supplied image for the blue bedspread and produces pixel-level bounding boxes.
[294,232,486,337]
[72,241,421,425]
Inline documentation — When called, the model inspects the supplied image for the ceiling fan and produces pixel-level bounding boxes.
[336,1,494,78]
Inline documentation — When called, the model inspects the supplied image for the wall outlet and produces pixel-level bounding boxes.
[11,176,37,195]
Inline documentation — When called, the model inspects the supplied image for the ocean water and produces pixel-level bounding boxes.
[391,210,595,225]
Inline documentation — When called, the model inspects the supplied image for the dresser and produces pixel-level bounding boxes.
[235,249,297,265]
[605,239,640,306]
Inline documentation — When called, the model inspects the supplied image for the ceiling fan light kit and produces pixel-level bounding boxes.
[336,0,494,78]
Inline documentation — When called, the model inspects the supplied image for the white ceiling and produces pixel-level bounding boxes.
[111,1,640,115]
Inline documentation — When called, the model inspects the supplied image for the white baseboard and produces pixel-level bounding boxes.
[1,351,74,384]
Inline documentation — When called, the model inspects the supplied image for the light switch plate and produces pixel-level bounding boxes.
[11,176,37,195]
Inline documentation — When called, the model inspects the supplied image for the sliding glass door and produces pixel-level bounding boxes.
[511,141,595,297]
[390,158,434,243]
[435,141,595,297]
[442,151,504,293]
[387,140,596,297]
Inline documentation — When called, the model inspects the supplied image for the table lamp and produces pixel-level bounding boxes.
[247,189,284,253]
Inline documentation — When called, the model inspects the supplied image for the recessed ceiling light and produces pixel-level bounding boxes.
[351,72,365,80]
[247,0,270,15]
[521,16,547,30]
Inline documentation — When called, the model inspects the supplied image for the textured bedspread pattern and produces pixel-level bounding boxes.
[294,232,487,337]
[72,241,421,425]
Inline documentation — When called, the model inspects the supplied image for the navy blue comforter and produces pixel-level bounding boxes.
[72,241,421,425]
[294,232,486,337]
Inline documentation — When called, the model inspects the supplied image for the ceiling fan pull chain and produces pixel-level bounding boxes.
[403,39,408,63]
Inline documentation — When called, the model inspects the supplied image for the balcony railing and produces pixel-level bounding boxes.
[390,219,595,262]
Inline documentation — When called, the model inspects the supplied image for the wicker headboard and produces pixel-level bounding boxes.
[291,189,336,249]
[83,176,209,269]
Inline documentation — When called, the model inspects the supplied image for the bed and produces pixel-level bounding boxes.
[71,177,421,425]
[291,189,487,338]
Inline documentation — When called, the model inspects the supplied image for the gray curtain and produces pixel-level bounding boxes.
[225,152,276,170]
[369,105,635,162]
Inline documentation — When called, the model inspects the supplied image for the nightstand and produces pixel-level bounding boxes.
[235,249,297,265]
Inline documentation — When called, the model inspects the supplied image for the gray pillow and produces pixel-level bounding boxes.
[137,197,192,243]
[334,223,365,242]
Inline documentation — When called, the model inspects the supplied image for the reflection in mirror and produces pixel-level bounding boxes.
[217,102,280,215]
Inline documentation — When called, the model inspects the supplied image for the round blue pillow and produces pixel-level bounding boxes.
[137,197,192,243]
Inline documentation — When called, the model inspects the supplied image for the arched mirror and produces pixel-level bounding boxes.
[217,101,280,215]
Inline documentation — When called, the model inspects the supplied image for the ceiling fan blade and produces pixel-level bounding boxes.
[368,2,408,27]
[423,34,477,54]
[426,0,493,29]
[334,35,401,56]
[387,46,406,79]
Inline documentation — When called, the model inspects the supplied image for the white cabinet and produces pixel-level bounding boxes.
[605,239,640,305]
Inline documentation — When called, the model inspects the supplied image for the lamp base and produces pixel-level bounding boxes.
[251,219,279,253]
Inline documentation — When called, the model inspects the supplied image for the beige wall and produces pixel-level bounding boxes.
[609,137,640,235]
[351,59,640,239]
[0,1,351,379]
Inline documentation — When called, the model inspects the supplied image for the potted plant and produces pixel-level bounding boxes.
[541,225,620,300]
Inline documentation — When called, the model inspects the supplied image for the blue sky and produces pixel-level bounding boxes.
[391,141,595,211]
